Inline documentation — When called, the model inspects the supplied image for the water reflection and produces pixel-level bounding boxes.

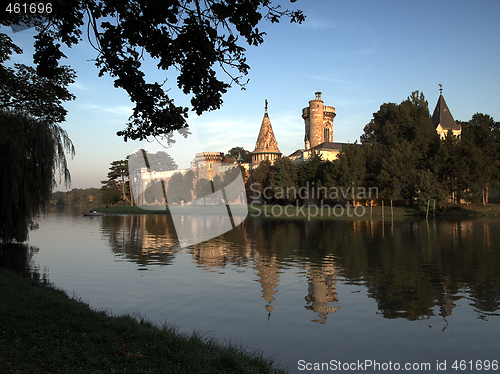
[101,215,180,266]
[98,214,500,322]
[304,258,339,323]
[0,243,47,283]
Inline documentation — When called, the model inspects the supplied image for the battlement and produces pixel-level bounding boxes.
[195,152,225,163]
[302,105,336,119]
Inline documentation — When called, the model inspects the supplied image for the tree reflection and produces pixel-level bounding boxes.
[98,213,500,322]
[100,215,179,266]
[0,243,47,283]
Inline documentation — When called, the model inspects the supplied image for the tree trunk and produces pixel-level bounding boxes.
[121,174,132,206]
[128,180,134,206]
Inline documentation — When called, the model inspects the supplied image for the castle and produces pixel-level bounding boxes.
[251,91,350,168]
[250,88,460,167]
[135,89,460,204]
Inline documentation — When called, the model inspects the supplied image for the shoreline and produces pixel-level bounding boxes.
[87,202,500,219]
[0,267,286,373]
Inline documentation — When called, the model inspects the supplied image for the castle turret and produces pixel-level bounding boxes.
[432,85,461,139]
[302,92,336,148]
[251,100,282,167]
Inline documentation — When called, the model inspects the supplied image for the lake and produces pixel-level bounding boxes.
[27,207,500,373]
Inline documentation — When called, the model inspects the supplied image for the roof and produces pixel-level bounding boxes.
[252,104,281,155]
[432,93,460,131]
[287,142,352,158]
[309,142,349,151]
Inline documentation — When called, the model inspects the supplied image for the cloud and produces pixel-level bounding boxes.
[77,103,133,117]
[403,39,463,68]
[70,81,90,91]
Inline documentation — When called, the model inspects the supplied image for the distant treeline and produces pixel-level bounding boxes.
[51,188,104,206]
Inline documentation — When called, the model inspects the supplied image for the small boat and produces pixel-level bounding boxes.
[82,212,106,217]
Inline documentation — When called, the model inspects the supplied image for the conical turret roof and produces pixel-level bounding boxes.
[432,89,460,132]
[253,100,281,154]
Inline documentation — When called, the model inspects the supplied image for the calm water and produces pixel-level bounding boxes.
[27,207,500,373]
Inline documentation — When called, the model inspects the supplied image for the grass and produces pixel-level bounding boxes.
[95,202,500,219]
[0,267,286,373]
[97,205,171,214]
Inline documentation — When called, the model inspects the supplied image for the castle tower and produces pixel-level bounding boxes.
[302,92,336,149]
[193,151,224,180]
[251,100,282,167]
[432,85,461,139]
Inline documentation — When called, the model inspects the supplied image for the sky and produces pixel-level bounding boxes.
[3,0,500,190]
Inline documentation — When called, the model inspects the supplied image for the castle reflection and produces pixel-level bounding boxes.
[304,257,339,323]
[99,214,500,323]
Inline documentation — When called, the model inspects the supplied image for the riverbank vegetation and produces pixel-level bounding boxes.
[0,266,286,373]
[91,202,500,218]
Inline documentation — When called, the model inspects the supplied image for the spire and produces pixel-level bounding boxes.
[252,100,281,154]
[432,85,460,134]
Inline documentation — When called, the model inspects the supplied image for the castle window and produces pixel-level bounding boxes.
[324,128,330,142]
[209,162,213,170]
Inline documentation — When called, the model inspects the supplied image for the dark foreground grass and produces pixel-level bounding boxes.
[0,268,286,373]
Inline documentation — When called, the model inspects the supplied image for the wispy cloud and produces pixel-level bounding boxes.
[78,103,133,117]
[70,82,90,91]
[403,39,463,68]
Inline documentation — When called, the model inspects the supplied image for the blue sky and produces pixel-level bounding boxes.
[3,0,500,190]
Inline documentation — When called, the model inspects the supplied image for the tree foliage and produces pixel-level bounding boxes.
[226,146,252,163]
[101,160,133,206]
[460,113,500,204]
[361,91,440,204]
[0,34,75,243]
[2,0,304,141]
[166,170,195,204]
[0,112,73,242]
[195,178,213,199]
[333,143,366,204]
[271,157,298,202]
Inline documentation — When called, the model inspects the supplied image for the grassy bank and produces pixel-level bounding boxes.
[98,205,171,214]
[94,202,500,219]
[0,268,286,373]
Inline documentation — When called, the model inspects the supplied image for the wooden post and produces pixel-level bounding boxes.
[426,200,430,219]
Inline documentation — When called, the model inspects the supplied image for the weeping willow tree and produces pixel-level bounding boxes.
[0,111,75,242]
[0,33,75,243]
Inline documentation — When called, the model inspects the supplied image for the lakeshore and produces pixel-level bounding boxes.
[5,208,500,373]
[0,267,286,373]
[94,202,500,219]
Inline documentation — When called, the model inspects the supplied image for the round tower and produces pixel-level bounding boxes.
[302,92,336,148]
